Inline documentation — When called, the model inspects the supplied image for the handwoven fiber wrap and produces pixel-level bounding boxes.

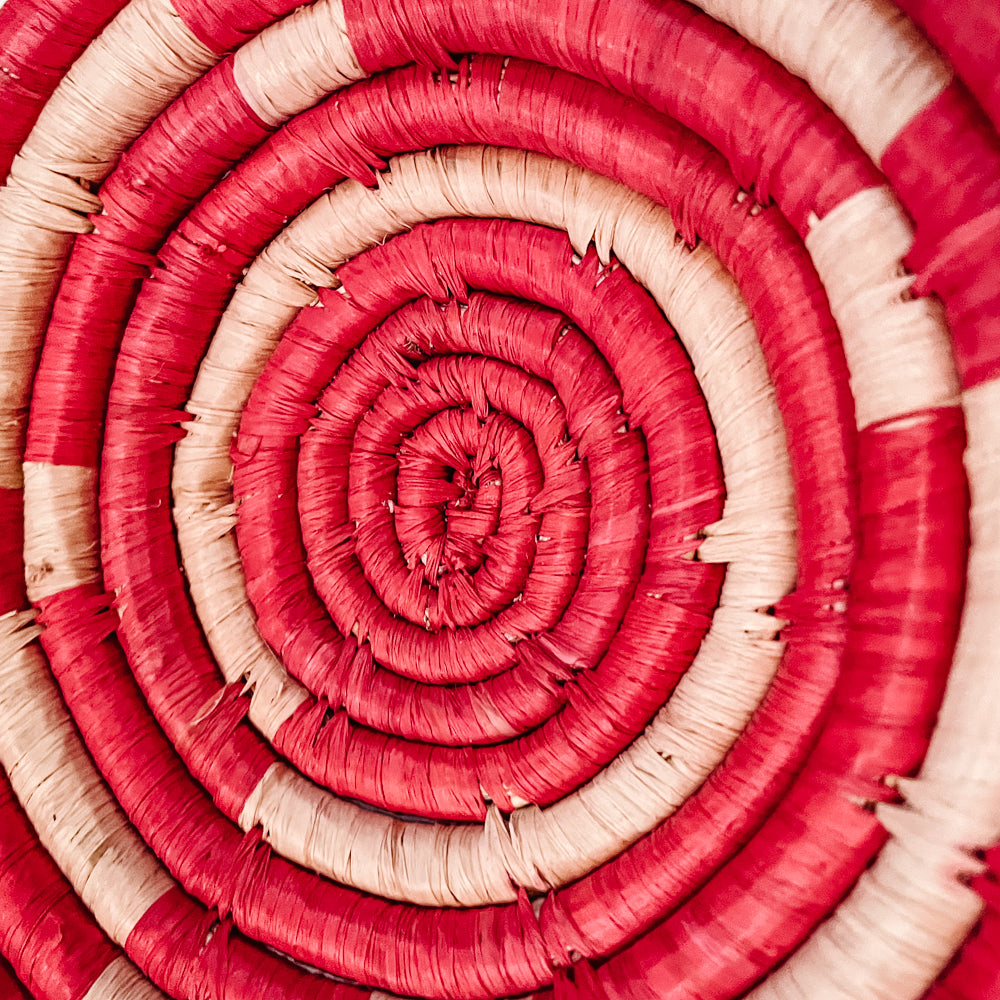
[0,0,997,998]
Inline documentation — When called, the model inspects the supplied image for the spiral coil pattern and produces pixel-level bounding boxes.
[0,1,998,998]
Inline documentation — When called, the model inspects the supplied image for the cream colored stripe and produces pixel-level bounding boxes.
[746,815,985,1000]
[23,463,101,601]
[911,381,1000,839]
[231,0,363,126]
[11,0,215,186]
[82,956,168,1000]
[0,611,174,942]
[673,6,987,994]
[185,144,795,905]
[0,0,217,489]
[806,187,959,429]
[695,0,951,161]
[745,300,998,1000]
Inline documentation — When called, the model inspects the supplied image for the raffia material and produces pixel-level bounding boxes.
[0,0,997,996]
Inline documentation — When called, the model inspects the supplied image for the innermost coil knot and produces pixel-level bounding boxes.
[395,407,536,631]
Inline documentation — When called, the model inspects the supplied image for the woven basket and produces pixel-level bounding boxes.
[0,0,998,997]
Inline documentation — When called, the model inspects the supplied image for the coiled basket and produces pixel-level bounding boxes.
[0,0,998,998]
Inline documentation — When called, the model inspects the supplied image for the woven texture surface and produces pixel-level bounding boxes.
[0,0,999,998]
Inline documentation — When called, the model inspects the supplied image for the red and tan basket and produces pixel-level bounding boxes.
[0,0,998,997]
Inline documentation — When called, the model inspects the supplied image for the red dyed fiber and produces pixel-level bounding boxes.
[125,890,369,1000]
[343,0,881,236]
[27,58,271,468]
[169,0,302,53]
[77,42,860,973]
[52,48,844,987]
[0,775,120,1000]
[0,956,31,1000]
[0,0,128,179]
[585,408,967,998]
[7,0,985,995]
[36,585,552,998]
[235,231,720,818]
[926,847,1000,1000]
[881,82,1000,388]
[535,408,967,971]
[893,0,1000,135]
[0,489,25,615]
